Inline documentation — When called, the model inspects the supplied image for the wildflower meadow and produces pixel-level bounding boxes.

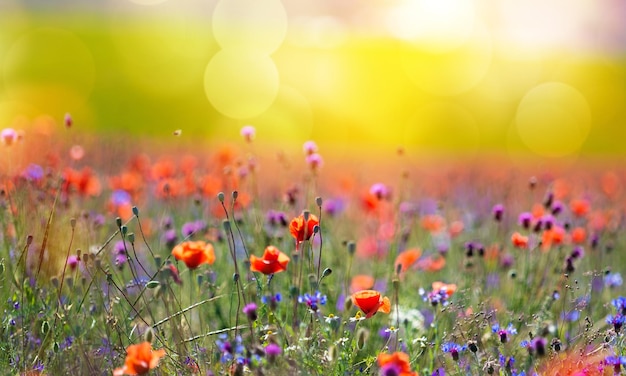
[3,1,626,375]
[1,122,625,376]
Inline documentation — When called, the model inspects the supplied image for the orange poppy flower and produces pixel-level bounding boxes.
[431,281,457,297]
[350,275,375,293]
[249,245,290,275]
[601,171,621,198]
[570,227,586,244]
[420,214,445,233]
[570,198,590,217]
[172,241,215,269]
[394,248,422,273]
[416,255,446,272]
[511,232,529,249]
[377,351,418,376]
[448,220,464,237]
[536,346,608,376]
[113,341,166,376]
[289,213,319,244]
[541,226,565,251]
[351,290,391,318]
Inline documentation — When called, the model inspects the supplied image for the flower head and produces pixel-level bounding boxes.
[113,341,166,376]
[352,290,391,318]
[377,351,418,376]
[442,342,466,361]
[172,241,215,269]
[1,128,18,146]
[394,248,422,274]
[511,232,529,249]
[491,323,517,343]
[298,291,327,312]
[289,212,319,245]
[492,204,504,222]
[303,140,318,155]
[240,125,256,142]
[423,282,457,306]
[250,245,290,275]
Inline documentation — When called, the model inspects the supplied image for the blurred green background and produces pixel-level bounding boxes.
[1,0,625,162]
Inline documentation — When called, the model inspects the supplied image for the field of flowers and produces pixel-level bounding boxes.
[1,122,625,375]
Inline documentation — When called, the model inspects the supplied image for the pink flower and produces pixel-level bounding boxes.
[306,153,323,170]
[303,140,318,155]
[240,125,256,142]
[1,128,18,146]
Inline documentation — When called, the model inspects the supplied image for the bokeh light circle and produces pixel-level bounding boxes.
[2,28,95,113]
[515,82,591,158]
[212,0,287,54]
[387,0,476,53]
[110,10,216,95]
[204,49,279,119]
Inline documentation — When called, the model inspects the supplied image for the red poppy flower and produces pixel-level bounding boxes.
[570,198,590,217]
[351,290,391,318]
[541,226,565,251]
[394,248,422,274]
[172,241,215,269]
[511,232,529,249]
[113,341,166,376]
[289,213,319,244]
[377,351,418,376]
[571,227,586,244]
[250,245,290,275]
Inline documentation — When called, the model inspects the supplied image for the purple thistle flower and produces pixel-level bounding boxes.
[492,204,504,222]
[518,212,532,230]
[243,303,258,321]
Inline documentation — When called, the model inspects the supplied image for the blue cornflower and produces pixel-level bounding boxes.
[605,273,623,289]
[216,334,247,364]
[298,291,327,312]
[442,342,467,361]
[612,297,626,315]
[23,163,44,182]
[110,189,131,206]
[521,337,547,356]
[499,354,515,372]
[607,314,626,333]
[492,323,517,343]
[261,293,282,310]
[605,355,626,374]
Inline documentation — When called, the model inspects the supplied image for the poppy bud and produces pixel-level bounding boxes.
[223,220,231,231]
[356,328,369,350]
[347,241,356,256]
[217,192,225,202]
[116,217,122,228]
[316,196,323,207]
[132,206,139,217]
[144,327,154,343]
[232,190,238,200]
